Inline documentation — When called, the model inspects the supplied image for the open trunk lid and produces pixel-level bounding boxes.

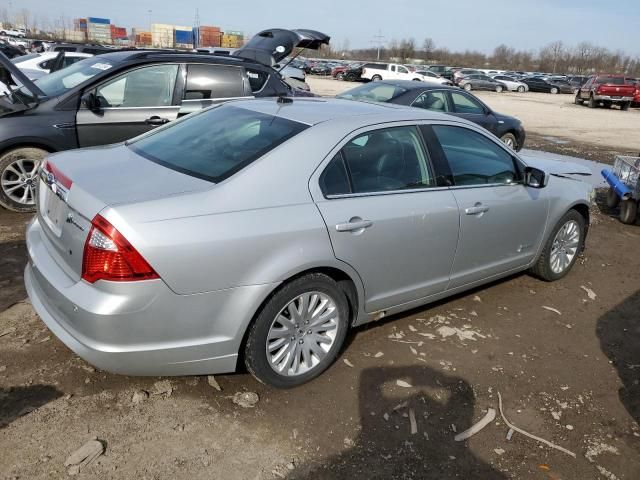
[36,144,211,281]
[233,28,330,66]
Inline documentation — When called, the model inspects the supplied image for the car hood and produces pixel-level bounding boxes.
[520,153,592,177]
[233,28,330,66]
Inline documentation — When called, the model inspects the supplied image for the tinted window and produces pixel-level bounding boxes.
[450,92,484,114]
[595,76,626,85]
[129,105,308,183]
[184,64,245,100]
[432,125,518,186]
[246,68,268,93]
[340,126,434,193]
[363,63,387,70]
[52,46,76,52]
[337,83,408,103]
[412,91,448,112]
[320,153,351,196]
[95,64,178,108]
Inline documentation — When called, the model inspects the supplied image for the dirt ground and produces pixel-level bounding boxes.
[2,80,640,479]
[307,76,640,164]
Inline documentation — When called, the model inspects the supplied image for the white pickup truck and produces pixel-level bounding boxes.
[360,63,448,84]
[0,27,26,38]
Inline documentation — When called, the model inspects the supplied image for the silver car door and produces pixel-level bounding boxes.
[312,125,460,313]
[430,124,549,289]
[76,64,181,147]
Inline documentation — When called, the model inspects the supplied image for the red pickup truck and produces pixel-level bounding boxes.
[575,74,636,110]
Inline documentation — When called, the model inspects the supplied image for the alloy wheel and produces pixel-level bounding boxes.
[266,291,339,376]
[1,157,40,206]
[550,220,580,274]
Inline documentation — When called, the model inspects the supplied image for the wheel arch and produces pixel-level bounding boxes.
[0,140,58,158]
[570,202,590,249]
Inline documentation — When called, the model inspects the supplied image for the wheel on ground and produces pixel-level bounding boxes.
[500,132,517,150]
[621,102,630,111]
[529,210,585,281]
[495,85,503,93]
[606,187,620,209]
[463,83,472,91]
[550,87,559,94]
[603,101,612,109]
[588,95,596,108]
[517,86,525,93]
[371,75,382,82]
[0,147,48,212]
[336,73,344,81]
[574,94,583,105]
[619,199,638,225]
[244,273,350,388]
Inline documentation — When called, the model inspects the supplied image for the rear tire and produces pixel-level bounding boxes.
[0,147,48,213]
[371,75,382,82]
[495,85,503,93]
[619,200,638,225]
[336,73,345,81]
[621,102,631,111]
[574,94,583,105]
[517,86,525,93]
[588,95,596,108]
[550,87,559,94]
[244,273,350,388]
[529,210,585,282]
[463,83,472,91]
[606,187,620,209]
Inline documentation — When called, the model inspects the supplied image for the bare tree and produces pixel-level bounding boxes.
[422,37,435,60]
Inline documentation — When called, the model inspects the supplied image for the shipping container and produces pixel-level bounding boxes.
[87,17,110,25]
[175,29,193,45]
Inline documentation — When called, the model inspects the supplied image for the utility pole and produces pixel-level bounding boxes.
[370,29,385,61]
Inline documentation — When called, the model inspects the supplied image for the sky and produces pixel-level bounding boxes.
[10,0,640,56]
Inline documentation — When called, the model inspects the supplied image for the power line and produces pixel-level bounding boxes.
[370,29,385,61]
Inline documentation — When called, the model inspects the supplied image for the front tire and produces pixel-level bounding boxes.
[336,73,345,81]
[500,132,517,150]
[550,87,559,94]
[606,187,620,209]
[621,102,631,111]
[619,200,638,225]
[517,86,525,93]
[244,273,350,388]
[371,75,382,82]
[495,85,503,93]
[529,210,585,281]
[463,83,472,91]
[0,147,48,212]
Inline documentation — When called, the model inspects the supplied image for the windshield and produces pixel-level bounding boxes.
[337,83,408,103]
[29,57,116,97]
[129,104,309,183]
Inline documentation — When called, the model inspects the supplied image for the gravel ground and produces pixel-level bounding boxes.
[306,76,640,163]
[1,79,640,479]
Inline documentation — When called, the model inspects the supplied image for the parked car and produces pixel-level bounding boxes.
[491,74,528,92]
[632,80,640,107]
[458,74,507,92]
[414,69,453,86]
[520,76,574,94]
[310,63,332,75]
[332,63,362,81]
[453,69,482,85]
[0,27,330,212]
[24,97,591,388]
[361,63,431,82]
[0,27,26,38]
[336,80,526,150]
[0,39,23,58]
[11,51,93,80]
[575,74,636,110]
[30,40,53,53]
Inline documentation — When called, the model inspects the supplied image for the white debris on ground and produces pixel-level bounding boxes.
[64,439,104,476]
[585,438,619,463]
[343,358,354,368]
[232,391,259,408]
[581,285,597,300]
[207,375,222,391]
[596,466,620,480]
[436,325,486,342]
[396,380,412,388]
[152,380,174,397]
[542,306,562,315]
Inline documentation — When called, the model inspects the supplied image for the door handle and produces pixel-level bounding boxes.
[335,219,373,232]
[465,204,490,215]
[145,116,170,126]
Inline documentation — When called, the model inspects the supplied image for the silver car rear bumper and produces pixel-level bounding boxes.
[25,218,278,376]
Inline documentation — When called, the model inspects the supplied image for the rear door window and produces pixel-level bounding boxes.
[129,104,308,183]
[184,64,246,100]
[412,91,448,112]
[432,125,519,186]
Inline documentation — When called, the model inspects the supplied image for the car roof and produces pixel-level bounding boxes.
[94,50,269,68]
[228,97,456,127]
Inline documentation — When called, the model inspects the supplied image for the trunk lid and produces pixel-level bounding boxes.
[597,83,635,96]
[36,144,212,280]
[233,28,330,66]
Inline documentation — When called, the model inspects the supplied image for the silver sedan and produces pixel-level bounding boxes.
[25,98,592,388]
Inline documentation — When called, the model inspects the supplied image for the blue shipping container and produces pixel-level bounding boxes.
[175,30,193,44]
[88,17,110,25]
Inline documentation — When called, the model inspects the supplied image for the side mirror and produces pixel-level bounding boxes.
[524,166,547,188]
[81,92,101,112]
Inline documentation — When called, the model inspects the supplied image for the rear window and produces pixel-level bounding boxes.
[595,76,626,85]
[129,104,308,183]
[337,83,408,103]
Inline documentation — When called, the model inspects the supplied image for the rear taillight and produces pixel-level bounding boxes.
[42,160,73,189]
[82,215,159,283]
